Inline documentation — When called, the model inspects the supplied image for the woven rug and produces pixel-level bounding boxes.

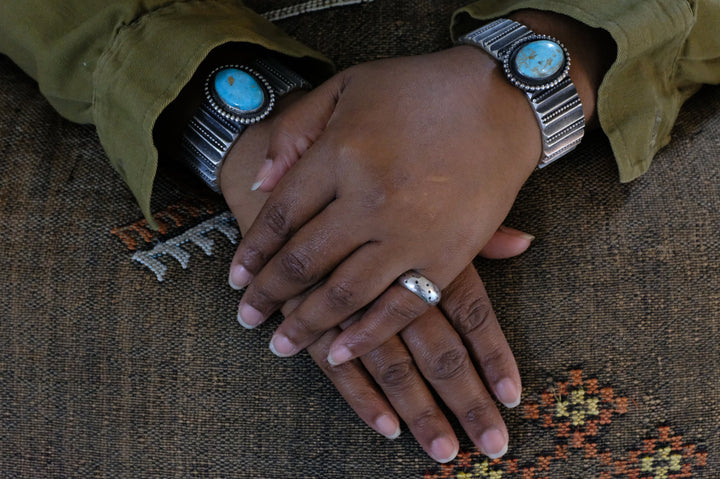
[1,1,718,477]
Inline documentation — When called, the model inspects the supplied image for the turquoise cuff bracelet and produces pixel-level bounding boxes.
[460,18,585,167]
[181,58,310,192]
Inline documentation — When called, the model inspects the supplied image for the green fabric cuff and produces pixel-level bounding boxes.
[93,0,332,227]
[453,1,697,182]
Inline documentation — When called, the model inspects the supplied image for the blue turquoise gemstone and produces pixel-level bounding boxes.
[214,68,264,112]
[513,40,565,81]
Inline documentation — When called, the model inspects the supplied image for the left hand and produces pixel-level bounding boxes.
[292,264,523,462]
[229,46,541,363]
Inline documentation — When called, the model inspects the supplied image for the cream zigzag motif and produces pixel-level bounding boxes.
[131,211,239,282]
[262,0,374,22]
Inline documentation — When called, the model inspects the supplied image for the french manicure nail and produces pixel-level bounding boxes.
[430,436,458,463]
[495,378,521,408]
[480,428,508,459]
[375,415,401,440]
[237,311,257,329]
[269,334,297,357]
[237,303,264,329]
[251,159,273,191]
[498,225,535,242]
[229,265,253,290]
[327,345,353,366]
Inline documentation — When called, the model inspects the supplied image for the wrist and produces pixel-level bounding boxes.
[445,44,543,176]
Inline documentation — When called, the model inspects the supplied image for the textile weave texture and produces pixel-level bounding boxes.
[1,1,719,477]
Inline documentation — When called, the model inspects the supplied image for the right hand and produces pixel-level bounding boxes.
[221,92,530,462]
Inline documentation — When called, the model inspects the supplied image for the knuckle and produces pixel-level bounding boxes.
[239,244,268,273]
[411,408,444,431]
[479,342,507,369]
[278,249,316,284]
[324,280,358,312]
[427,347,470,382]
[263,202,292,238]
[384,296,423,325]
[446,296,494,336]
[345,388,383,412]
[289,312,323,338]
[376,357,415,390]
[357,184,388,212]
[464,401,497,426]
[248,285,281,311]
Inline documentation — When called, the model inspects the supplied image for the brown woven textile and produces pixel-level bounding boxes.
[1,2,718,477]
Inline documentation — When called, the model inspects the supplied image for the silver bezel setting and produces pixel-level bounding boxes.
[502,34,571,92]
[205,65,277,125]
[459,19,585,167]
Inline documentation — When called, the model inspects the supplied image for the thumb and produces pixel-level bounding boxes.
[479,226,535,259]
[251,73,345,192]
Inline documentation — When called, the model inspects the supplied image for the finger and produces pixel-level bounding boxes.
[252,74,345,192]
[228,145,337,291]
[236,202,370,329]
[291,224,531,348]
[440,265,522,409]
[402,307,509,459]
[306,326,402,440]
[360,336,459,463]
[478,226,534,259]
[250,155,297,193]
[267,243,418,357]
[280,290,403,440]
[325,283,430,365]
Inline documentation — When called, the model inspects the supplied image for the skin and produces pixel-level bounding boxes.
[157,41,534,465]
[229,10,613,366]
[221,98,530,461]
[156,8,613,464]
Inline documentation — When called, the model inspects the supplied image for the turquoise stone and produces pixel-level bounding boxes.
[214,68,264,112]
[513,40,565,81]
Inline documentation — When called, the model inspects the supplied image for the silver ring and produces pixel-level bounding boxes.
[397,271,441,306]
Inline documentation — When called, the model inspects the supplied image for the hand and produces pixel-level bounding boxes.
[228,7,613,365]
[221,94,531,461]
[229,46,541,365]
[289,264,523,462]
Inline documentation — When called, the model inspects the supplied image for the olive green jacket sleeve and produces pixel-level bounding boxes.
[454,0,720,182]
[0,1,331,225]
[1,1,718,225]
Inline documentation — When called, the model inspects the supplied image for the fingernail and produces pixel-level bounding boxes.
[430,436,458,463]
[237,302,264,329]
[229,266,253,290]
[499,225,535,242]
[375,415,401,440]
[269,334,297,357]
[480,429,508,459]
[496,378,521,408]
[327,345,353,366]
[251,159,273,191]
[236,311,256,329]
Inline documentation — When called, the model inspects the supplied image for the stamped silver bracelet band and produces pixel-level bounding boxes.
[460,18,585,167]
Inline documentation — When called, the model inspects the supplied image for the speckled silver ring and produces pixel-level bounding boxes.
[397,271,441,306]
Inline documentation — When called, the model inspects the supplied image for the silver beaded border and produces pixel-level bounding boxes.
[502,34,571,92]
[204,65,277,124]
